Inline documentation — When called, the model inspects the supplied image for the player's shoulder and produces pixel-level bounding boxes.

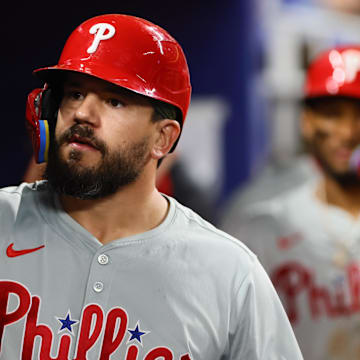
[0,182,33,208]
[243,179,317,222]
[169,195,258,268]
[218,180,317,244]
[0,181,48,220]
[0,181,47,199]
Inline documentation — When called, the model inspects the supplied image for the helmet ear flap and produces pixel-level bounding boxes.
[25,87,58,163]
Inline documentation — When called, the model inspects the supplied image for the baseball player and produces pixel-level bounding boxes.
[0,14,302,359]
[221,45,360,360]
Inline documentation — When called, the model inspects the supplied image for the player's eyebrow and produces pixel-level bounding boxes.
[102,84,151,105]
[103,84,137,98]
[63,80,82,89]
[64,80,136,98]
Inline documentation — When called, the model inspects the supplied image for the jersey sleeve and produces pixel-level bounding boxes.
[0,186,23,226]
[228,259,303,359]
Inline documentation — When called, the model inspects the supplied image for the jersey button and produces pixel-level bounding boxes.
[98,254,109,265]
[93,281,104,293]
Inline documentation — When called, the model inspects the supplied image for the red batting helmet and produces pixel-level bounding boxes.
[34,13,192,124]
[304,45,360,99]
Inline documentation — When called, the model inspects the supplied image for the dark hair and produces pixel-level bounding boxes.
[149,98,183,161]
[150,98,181,124]
[303,96,360,111]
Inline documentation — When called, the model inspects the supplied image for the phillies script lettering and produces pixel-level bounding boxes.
[272,262,360,324]
[0,281,191,360]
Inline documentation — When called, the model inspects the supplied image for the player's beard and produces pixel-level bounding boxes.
[309,130,360,188]
[44,124,150,199]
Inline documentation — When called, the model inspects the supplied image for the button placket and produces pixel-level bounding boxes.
[83,251,115,307]
[92,253,110,294]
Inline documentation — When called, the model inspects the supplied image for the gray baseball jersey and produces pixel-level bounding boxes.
[226,180,360,360]
[0,182,302,359]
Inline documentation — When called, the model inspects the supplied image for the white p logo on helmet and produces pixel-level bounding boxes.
[87,23,116,54]
[342,50,360,83]
[326,49,360,94]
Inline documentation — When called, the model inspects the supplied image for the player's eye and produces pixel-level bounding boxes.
[69,91,84,101]
[107,98,124,108]
[64,89,84,101]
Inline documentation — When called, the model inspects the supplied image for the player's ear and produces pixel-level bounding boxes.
[151,119,181,160]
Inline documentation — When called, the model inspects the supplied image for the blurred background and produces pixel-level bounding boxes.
[3,0,360,223]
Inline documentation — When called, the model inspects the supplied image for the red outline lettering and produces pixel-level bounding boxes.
[126,345,139,360]
[100,307,128,359]
[0,281,31,354]
[74,304,104,360]
[144,347,173,360]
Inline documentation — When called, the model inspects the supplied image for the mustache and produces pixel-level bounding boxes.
[57,125,107,154]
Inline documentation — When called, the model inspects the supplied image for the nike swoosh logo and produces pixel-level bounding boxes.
[6,243,45,258]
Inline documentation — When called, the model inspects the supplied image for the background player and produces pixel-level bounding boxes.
[220,45,360,359]
[0,14,302,359]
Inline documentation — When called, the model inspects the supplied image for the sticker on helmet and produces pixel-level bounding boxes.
[87,23,116,54]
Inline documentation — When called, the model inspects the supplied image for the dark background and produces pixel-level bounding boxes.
[2,1,264,205]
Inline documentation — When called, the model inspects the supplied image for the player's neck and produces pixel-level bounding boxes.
[58,173,169,245]
[318,175,360,217]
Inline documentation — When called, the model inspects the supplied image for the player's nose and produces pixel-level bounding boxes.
[74,93,101,126]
